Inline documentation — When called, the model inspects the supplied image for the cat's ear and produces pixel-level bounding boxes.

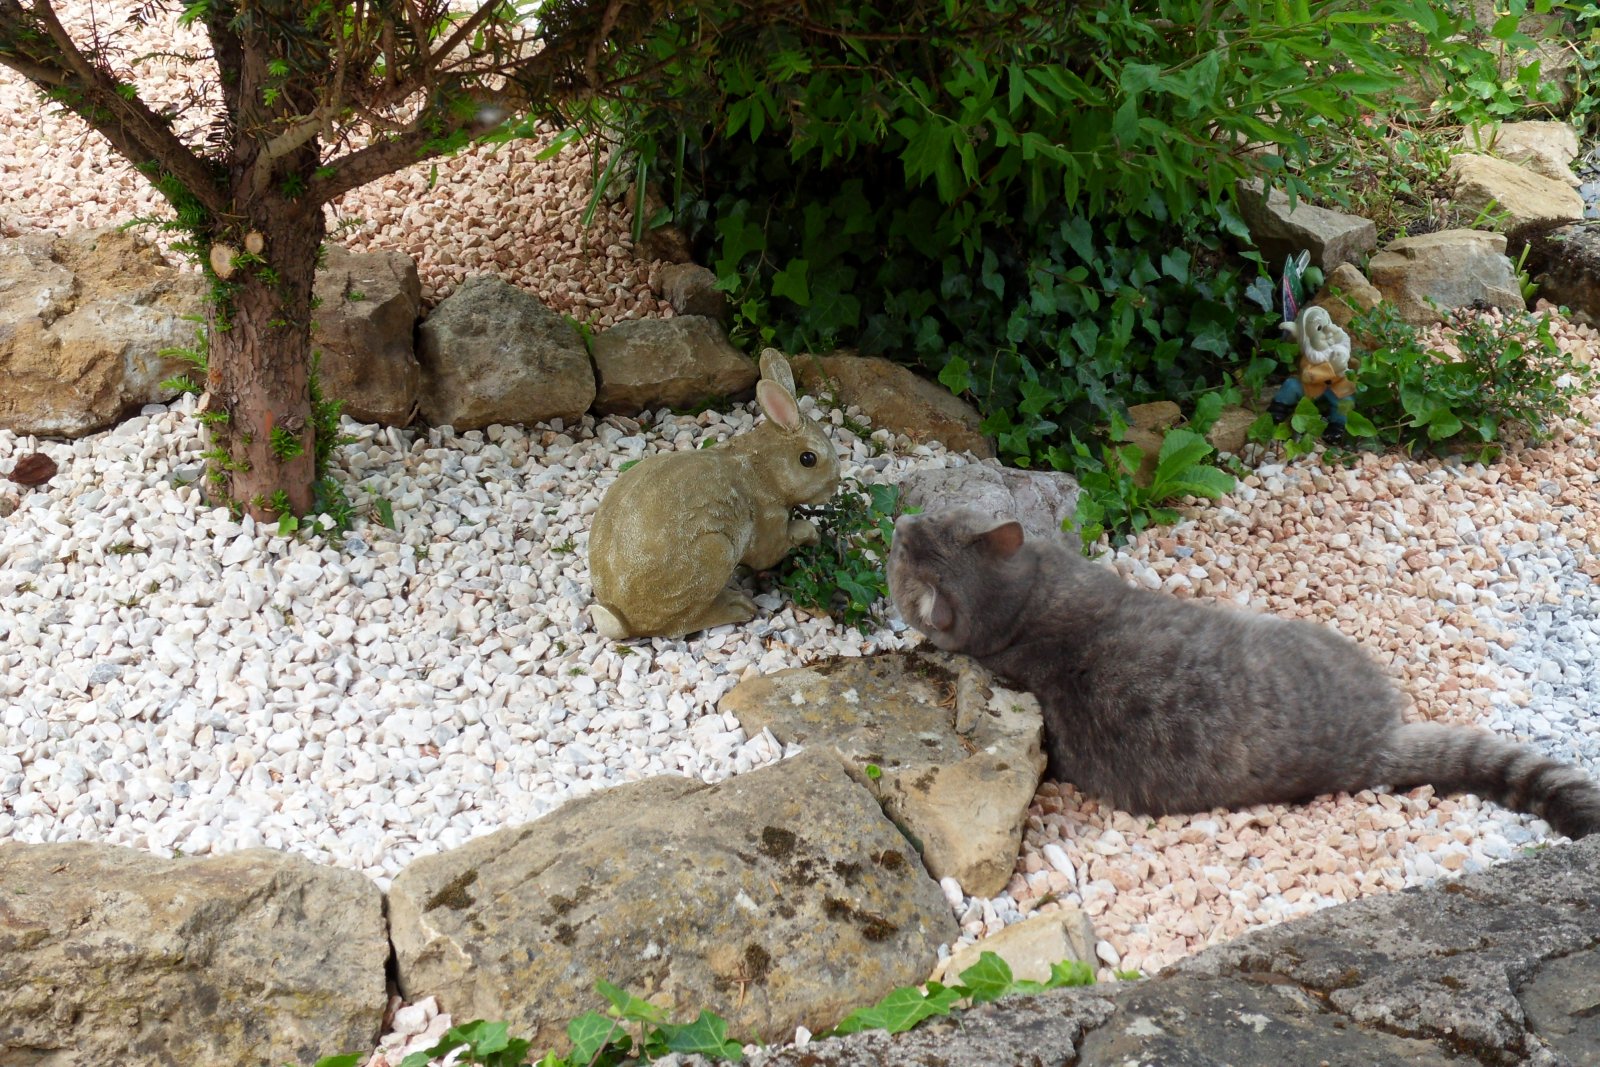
[928,591,955,632]
[976,521,1025,559]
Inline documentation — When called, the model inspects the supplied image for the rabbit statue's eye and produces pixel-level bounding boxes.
[800,451,817,468]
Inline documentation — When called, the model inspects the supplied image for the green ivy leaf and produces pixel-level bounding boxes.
[956,951,1017,1004]
[659,1009,745,1059]
[771,259,811,306]
[567,1011,627,1063]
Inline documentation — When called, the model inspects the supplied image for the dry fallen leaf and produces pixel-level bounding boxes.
[7,452,57,487]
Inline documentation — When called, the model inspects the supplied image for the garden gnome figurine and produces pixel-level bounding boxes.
[1268,252,1357,441]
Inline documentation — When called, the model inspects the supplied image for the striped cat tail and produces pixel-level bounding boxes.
[1379,722,1600,840]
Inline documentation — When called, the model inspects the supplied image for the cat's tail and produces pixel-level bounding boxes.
[1377,722,1600,840]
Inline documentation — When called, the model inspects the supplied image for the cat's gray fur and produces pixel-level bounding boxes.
[887,507,1600,838]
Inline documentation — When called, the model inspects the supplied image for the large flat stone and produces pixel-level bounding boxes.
[0,842,387,1067]
[721,651,1045,898]
[387,750,958,1052]
[1236,179,1378,271]
[1448,152,1585,231]
[591,315,757,415]
[1367,228,1525,325]
[676,834,1600,1065]
[0,228,206,437]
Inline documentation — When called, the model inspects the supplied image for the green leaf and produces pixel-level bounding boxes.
[1426,409,1464,440]
[567,1011,626,1063]
[1112,97,1138,146]
[1153,428,1213,477]
[374,498,395,529]
[1190,391,1223,435]
[600,984,667,1027]
[1157,464,1236,500]
[312,1056,363,1067]
[830,984,964,1036]
[1048,959,1098,987]
[660,1009,745,1059]
[934,356,966,398]
[956,951,1017,1004]
[277,513,300,537]
[1342,410,1378,437]
[771,259,811,305]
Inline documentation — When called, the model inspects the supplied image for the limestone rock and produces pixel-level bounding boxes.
[1460,121,1581,186]
[1235,178,1378,271]
[1366,229,1525,325]
[312,244,423,426]
[1509,219,1600,326]
[658,263,729,321]
[1448,153,1584,231]
[591,315,757,415]
[416,274,595,431]
[1181,834,1600,1064]
[387,750,957,1051]
[680,832,1600,1067]
[940,909,1098,985]
[1309,262,1384,330]
[793,352,994,458]
[896,461,1080,545]
[0,227,206,437]
[0,841,387,1067]
[1204,406,1259,457]
[1073,975,1468,1066]
[1125,400,1182,433]
[720,651,1046,898]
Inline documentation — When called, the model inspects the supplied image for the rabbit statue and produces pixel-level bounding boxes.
[587,349,841,639]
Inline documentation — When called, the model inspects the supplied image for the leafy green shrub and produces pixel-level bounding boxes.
[1072,421,1237,551]
[1347,304,1591,459]
[600,0,1483,479]
[771,480,903,631]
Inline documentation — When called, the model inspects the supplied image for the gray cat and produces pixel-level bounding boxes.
[887,507,1600,838]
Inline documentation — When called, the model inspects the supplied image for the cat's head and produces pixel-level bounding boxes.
[888,507,1027,654]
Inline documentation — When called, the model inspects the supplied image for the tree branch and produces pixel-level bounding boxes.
[0,1,227,217]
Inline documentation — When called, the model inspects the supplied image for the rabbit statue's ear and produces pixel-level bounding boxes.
[756,379,803,432]
[758,348,797,395]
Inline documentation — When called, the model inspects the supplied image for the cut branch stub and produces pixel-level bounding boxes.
[209,242,239,279]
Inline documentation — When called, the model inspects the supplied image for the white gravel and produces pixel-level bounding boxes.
[0,399,950,889]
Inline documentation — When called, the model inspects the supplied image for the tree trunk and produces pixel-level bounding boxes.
[204,200,327,521]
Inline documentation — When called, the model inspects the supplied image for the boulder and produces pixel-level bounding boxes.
[1308,262,1384,330]
[658,263,729,321]
[896,461,1080,545]
[1204,405,1259,457]
[939,909,1098,985]
[0,841,387,1067]
[1447,153,1584,231]
[387,750,958,1052]
[0,227,206,437]
[1509,219,1600,325]
[793,352,995,458]
[1366,229,1525,325]
[1235,179,1378,271]
[416,274,595,431]
[676,833,1600,1067]
[591,315,757,415]
[1125,400,1182,433]
[1459,121,1581,186]
[311,243,423,426]
[720,651,1046,898]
